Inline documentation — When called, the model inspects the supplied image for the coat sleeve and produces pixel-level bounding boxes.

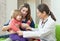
[23,20,55,38]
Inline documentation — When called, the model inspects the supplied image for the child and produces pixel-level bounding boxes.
[2,9,31,41]
[9,10,22,32]
[9,9,31,33]
[8,9,23,41]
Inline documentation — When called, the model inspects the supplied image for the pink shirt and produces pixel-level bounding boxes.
[9,19,31,32]
[9,18,21,32]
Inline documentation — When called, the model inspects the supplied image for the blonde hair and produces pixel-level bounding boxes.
[11,9,22,19]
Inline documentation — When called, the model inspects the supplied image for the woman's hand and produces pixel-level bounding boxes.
[2,25,10,31]
[2,25,17,34]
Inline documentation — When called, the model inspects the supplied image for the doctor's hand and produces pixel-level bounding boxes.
[17,31,23,36]
[26,27,32,31]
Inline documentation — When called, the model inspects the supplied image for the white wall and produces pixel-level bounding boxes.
[5,0,60,24]
[26,0,41,23]
[26,0,36,23]
[6,0,17,21]
[41,0,60,24]
[51,0,60,24]
[0,0,6,35]
[1,0,17,35]
[42,0,51,9]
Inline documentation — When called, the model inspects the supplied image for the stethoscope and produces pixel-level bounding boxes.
[41,19,48,28]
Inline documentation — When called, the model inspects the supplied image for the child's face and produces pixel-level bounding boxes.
[16,15,22,21]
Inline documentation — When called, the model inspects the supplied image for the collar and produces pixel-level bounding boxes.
[42,16,50,24]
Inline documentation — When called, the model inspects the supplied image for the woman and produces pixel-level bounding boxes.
[18,4,56,41]
[2,3,35,41]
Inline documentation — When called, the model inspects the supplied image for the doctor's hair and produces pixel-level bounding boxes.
[37,4,56,21]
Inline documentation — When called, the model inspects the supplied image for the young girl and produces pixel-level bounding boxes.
[9,9,31,33]
[9,10,22,32]
[2,9,31,41]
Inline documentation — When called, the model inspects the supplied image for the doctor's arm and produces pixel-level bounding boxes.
[22,21,55,38]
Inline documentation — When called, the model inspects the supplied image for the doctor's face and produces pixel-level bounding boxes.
[37,9,43,19]
[37,9,46,19]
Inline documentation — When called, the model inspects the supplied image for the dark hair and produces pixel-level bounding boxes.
[37,4,56,21]
[19,3,32,22]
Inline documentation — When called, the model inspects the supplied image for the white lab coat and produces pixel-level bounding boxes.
[23,16,56,41]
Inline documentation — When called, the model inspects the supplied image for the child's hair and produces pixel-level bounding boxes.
[11,9,22,19]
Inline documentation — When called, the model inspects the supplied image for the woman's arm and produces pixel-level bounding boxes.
[2,20,10,31]
[2,20,17,34]
[2,25,16,34]
[30,20,35,28]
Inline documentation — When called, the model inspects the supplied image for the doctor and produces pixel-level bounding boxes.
[18,4,56,41]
